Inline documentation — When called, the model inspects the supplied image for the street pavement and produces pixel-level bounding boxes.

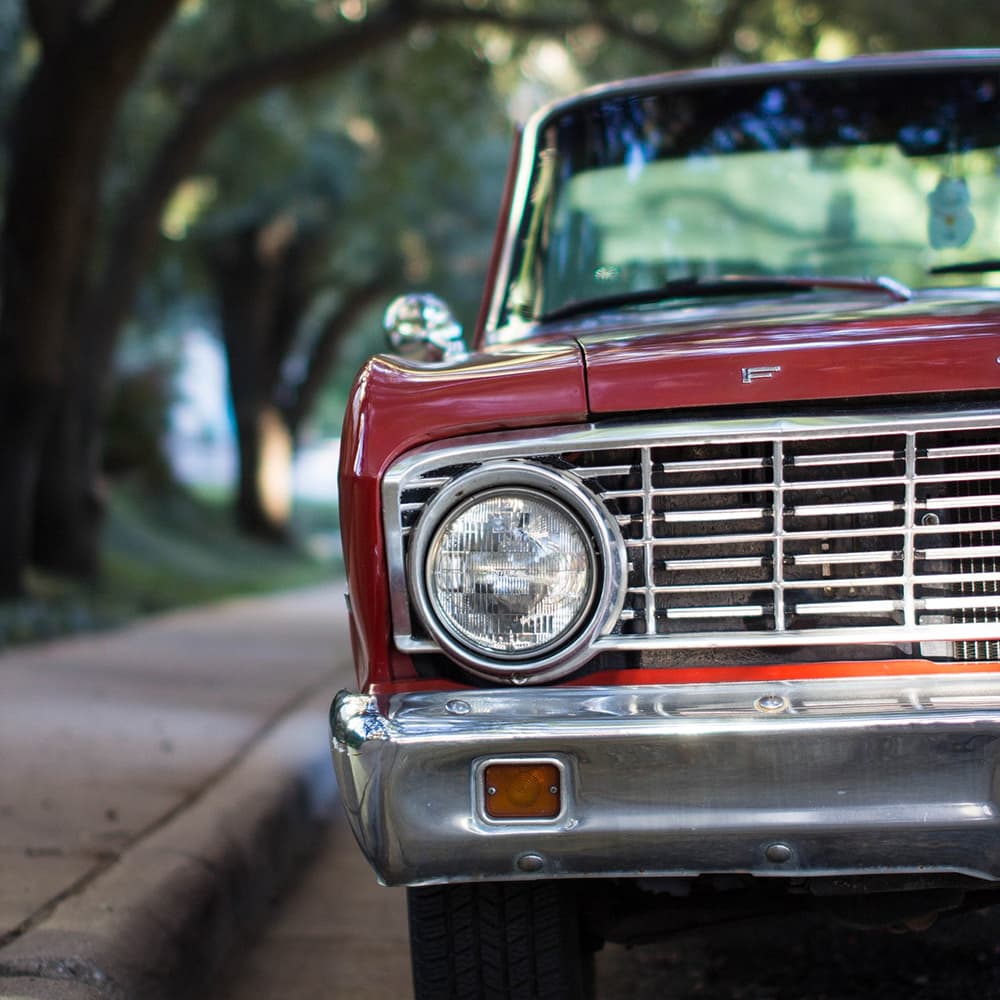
[219,813,1000,1000]
[216,791,411,1000]
[0,583,349,1000]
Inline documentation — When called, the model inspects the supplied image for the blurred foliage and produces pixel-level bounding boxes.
[0,484,334,649]
[112,0,1000,338]
[4,0,1000,538]
[102,363,177,488]
[0,5,26,196]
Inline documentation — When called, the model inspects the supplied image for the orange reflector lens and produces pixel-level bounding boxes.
[484,762,561,819]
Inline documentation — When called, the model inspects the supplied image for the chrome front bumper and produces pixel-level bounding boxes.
[330,676,1000,888]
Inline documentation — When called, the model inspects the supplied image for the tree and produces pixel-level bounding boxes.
[0,0,183,591]
[208,212,393,538]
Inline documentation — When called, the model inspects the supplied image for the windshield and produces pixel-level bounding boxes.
[500,66,1000,327]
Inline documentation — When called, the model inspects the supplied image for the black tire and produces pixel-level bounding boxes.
[407,880,593,1000]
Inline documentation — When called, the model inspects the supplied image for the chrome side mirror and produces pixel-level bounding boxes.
[384,293,465,362]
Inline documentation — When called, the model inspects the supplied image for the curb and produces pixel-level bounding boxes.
[0,690,336,1000]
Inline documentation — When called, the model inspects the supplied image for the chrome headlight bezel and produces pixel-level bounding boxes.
[406,462,627,683]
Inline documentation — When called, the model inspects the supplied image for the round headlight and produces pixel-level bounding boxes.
[426,489,595,656]
[407,461,627,683]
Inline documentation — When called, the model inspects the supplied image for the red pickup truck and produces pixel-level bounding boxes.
[332,51,1000,999]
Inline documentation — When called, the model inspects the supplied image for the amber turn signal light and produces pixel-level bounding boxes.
[483,762,561,819]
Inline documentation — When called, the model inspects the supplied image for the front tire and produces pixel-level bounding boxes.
[407,880,593,999]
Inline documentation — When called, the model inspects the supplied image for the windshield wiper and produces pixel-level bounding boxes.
[538,274,911,324]
[929,259,1000,275]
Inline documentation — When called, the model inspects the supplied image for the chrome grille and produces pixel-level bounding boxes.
[385,409,1000,661]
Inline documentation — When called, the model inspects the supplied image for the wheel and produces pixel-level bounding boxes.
[407,880,594,999]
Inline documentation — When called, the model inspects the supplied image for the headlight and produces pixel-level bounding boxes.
[426,489,595,655]
[407,462,627,683]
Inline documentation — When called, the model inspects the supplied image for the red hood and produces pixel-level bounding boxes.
[566,291,1000,414]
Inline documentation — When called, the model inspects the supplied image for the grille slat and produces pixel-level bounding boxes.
[662,556,767,571]
[925,444,1000,460]
[658,456,771,473]
[788,500,903,517]
[794,599,903,615]
[920,545,1000,560]
[791,550,898,565]
[924,493,1000,510]
[657,506,773,523]
[649,483,774,497]
[790,449,900,467]
[646,581,778,594]
[664,605,769,620]
[783,475,907,490]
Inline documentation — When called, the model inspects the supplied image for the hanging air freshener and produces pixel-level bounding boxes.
[928,174,975,249]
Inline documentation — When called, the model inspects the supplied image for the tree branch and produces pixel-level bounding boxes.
[283,273,394,437]
[413,0,750,64]
[25,0,77,51]
[88,0,185,88]
[85,2,423,361]
[85,0,750,362]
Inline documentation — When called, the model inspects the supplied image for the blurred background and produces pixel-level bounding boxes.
[1,0,998,642]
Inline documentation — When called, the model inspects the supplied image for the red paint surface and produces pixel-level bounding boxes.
[577,295,1000,412]
[572,659,1000,687]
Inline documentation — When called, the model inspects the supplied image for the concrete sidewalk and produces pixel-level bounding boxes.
[0,583,350,999]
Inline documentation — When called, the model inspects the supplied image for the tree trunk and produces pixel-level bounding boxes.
[31,370,108,580]
[30,269,150,579]
[234,406,294,541]
[0,55,111,594]
[0,0,183,595]
[214,225,301,541]
[0,377,57,595]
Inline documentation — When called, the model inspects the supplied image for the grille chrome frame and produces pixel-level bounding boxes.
[383,407,1000,668]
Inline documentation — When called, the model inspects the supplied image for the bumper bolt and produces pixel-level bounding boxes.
[516,853,545,873]
[765,842,793,863]
[446,699,471,715]
[755,694,789,714]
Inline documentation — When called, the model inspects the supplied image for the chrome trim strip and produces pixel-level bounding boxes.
[792,550,897,565]
[774,439,787,634]
[585,622,1000,651]
[382,406,1000,669]
[331,676,1000,886]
